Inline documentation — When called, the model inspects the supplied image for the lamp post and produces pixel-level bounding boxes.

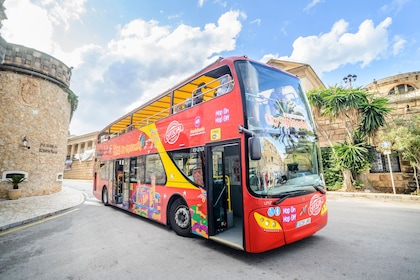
[343,74,357,89]
[382,141,396,195]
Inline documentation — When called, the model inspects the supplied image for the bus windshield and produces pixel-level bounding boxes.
[235,60,324,197]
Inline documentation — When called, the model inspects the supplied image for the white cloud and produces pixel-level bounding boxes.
[2,0,87,64]
[1,0,244,135]
[303,0,324,12]
[2,0,55,54]
[270,17,393,74]
[380,0,410,14]
[70,10,243,134]
[39,0,87,30]
[392,35,407,55]
[250,19,261,26]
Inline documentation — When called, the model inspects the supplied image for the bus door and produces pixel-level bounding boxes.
[120,159,131,209]
[207,142,244,250]
[113,159,124,205]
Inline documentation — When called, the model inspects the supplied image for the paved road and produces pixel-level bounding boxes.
[62,179,95,198]
[0,183,419,279]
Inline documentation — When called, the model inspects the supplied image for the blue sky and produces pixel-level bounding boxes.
[2,0,418,135]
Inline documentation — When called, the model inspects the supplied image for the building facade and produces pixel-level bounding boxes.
[64,132,97,180]
[364,72,420,193]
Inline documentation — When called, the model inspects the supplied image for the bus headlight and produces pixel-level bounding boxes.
[254,212,282,232]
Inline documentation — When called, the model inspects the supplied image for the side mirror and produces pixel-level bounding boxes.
[248,136,261,160]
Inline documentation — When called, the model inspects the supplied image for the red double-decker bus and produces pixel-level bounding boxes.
[93,56,328,253]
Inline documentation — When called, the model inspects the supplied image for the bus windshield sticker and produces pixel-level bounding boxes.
[264,114,311,130]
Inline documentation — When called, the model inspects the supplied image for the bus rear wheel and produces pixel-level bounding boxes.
[102,187,109,206]
[169,198,191,237]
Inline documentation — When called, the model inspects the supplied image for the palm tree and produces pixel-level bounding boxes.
[307,86,392,191]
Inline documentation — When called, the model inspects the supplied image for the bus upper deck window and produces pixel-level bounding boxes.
[216,74,234,96]
[193,82,205,105]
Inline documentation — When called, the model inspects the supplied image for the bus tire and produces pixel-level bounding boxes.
[102,187,109,206]
[169,198,191,237]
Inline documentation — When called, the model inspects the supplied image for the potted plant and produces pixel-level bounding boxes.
[7,174,25,200]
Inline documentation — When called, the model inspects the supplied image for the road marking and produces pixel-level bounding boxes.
[84,199,103,206]
[0,208,80,236]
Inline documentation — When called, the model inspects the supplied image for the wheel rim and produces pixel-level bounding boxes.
[174,206,190,229]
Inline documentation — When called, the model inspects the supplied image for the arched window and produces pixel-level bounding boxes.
[388,83,415,95]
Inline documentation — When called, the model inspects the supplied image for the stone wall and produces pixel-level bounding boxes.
[64,161,94,180]
[0,40,72,198]
[63,132,97,180]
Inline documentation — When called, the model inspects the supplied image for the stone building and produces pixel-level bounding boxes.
[0,38,74,198]
[268,59,420,193]
[364,73,420,193]
[64,132,97,180]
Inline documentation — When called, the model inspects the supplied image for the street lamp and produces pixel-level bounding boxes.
[343,74,357,88]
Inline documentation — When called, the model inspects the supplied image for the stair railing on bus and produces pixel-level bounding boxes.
[212,175,232,212]
[107,75,235,138]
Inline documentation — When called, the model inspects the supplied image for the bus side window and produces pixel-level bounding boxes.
[216,74,234,96]
[145,153,166,185]
[193,82,205,105]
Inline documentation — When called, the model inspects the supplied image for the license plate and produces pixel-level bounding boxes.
[296,217,311,228]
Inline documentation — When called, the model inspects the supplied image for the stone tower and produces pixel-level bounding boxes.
[0,2,77,198]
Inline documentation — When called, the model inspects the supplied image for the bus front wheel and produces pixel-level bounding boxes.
[169,198,191,237]
[102,187,109,206]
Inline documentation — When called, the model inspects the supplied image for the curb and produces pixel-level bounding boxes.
[0,188,86,232]
[327,191,420,203]
[0,206,81,232]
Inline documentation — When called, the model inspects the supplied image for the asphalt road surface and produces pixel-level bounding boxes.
[0,181,419,280]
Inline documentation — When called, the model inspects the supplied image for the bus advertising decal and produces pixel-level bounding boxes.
[281,205,297,224]
[190,204,208,238]
[267,206,281,217]
[98,129,157,159]
[215,107,230,124]
[308,194,324,216]
[210,128,221,140]
[131,183,161,221]
[190,116,206,137]
[165,120,184,144]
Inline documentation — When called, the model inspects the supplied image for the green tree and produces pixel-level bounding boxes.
[378,115,420,193]
[307,86,392,191]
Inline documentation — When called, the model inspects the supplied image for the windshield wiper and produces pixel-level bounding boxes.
[313,184,326,194]
[272,190,305,205]
[272,187,325,205]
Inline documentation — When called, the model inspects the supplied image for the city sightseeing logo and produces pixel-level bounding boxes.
[165,120,184,144]
[309,194,324,216]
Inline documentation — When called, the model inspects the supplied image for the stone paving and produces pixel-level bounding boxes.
[0,186,85,231]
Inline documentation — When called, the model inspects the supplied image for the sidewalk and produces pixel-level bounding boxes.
[0,186,85,231]
[327,191,420,203]
[0,187,419,232]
